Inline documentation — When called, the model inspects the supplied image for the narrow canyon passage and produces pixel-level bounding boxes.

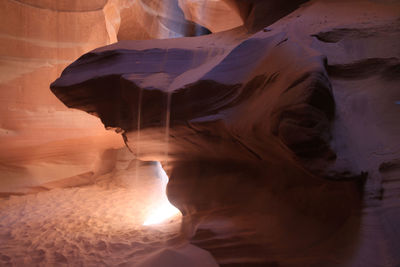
[0,149,361,266]
[1,0,400,266]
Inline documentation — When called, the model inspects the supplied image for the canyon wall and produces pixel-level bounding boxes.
[50,0,400,265]
[2,0,400,265]
[0,0,243,194]
[0,0,125,194]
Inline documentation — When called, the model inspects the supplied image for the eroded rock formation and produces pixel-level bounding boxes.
[1,0,400,265]
[50,0,400,265]
[50,26,338,177]
[0,0,240,194]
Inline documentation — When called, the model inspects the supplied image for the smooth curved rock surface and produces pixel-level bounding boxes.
[13,0,108,12]
[1,0,399,265]
[178,0,243,33]
[50,0,400,266]
[115,0,212,41]
[0,0,233,194]
[0,0,126,194]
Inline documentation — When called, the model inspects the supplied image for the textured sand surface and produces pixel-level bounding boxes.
[0,160,217,266]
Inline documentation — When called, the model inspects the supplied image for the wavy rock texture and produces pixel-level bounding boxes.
[115,0,212,41]
[0,0,235,194]
[0,0,126,195]
[1,0,400,266]
[50,0,400,266]
[178,0,243,33]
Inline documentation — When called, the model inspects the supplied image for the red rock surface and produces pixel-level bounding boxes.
[2,0,400,266]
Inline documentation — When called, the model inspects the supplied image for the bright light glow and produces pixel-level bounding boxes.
[143,162,181,226]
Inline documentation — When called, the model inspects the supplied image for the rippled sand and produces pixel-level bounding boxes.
[0,163,217,267]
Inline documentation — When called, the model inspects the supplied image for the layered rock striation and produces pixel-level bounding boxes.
[30,0,400,265]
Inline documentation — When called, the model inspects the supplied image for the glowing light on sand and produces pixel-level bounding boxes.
[143,162,181,226]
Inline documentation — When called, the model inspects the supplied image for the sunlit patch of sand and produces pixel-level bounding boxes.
[0,162,189,266]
